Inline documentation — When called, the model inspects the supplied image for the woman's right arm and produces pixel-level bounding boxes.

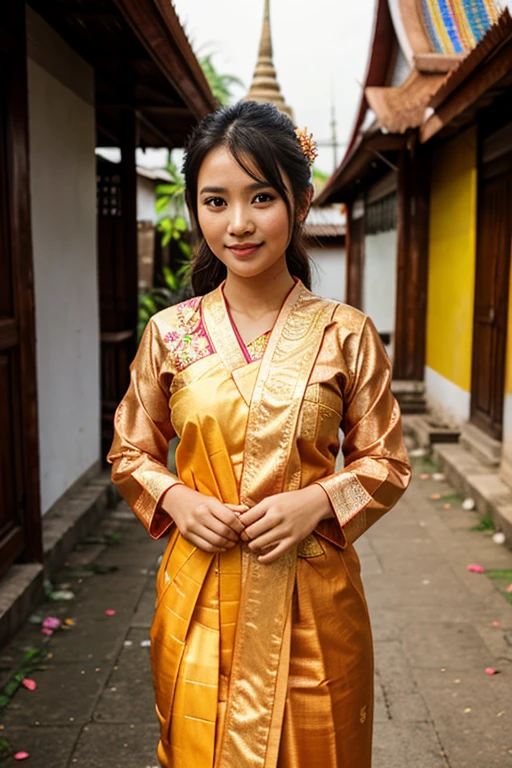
[106,317,184,539]
[107,315,246,549]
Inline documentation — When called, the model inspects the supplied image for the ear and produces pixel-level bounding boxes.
[297,184,315,222]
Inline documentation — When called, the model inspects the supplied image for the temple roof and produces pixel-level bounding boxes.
[243,0,294,120]
[317,0,505,205]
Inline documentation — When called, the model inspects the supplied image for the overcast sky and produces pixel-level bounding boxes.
[171,0,377,176]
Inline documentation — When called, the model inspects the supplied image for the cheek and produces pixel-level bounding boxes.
[264,204,291,243]
[197,210,224,243]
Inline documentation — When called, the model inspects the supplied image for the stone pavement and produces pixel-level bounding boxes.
[0,459,511,767]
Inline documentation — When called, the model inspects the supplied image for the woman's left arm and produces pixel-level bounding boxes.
[314,315,411,548]
[242,315,411,562]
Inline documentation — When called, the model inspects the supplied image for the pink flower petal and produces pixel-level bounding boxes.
[14,752,30,760]
[22,679,37,691]
[485,667,497,675]
[41,628,53,636]
[492,621,501,627]
[430,493,441,500]
[443,503,452,510]
[105,609,116,616]
[467,564,485,573]
[506,584,512,593]
[42,616,61,629]
[420,474,430,480]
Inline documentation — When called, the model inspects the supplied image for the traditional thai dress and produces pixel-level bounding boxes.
[107,279,411,768]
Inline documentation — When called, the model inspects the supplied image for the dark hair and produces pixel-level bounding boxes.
[182,100,313,295]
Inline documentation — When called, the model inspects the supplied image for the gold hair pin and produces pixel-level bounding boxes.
[295,126,318,165]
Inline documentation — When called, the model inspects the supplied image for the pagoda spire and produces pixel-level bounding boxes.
[244,0,294,120]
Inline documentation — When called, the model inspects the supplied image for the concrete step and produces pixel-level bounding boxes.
[433,442,512,547]
[0,564,44,657]
[459,422,501,468]
[0,470,121,651]
[402,414,460,448]
[392,381,427,415]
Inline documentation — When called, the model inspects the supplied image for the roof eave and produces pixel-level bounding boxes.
[113,0,217,120]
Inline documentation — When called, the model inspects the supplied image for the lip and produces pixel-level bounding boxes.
[227,243,262,257]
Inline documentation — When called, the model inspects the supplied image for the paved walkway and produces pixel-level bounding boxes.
[1,460,511,767]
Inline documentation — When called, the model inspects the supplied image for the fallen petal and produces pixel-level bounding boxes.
[123,640,133,647]
[492,532,506,545]
[485,667,498,675]
[506,584,512,593]
[64,619,76,627]
[492,621,501,627]
[467,564,485,573]
[430,493,441,500]
[443,503,452,510]
[409,448,427,457]
[420,474,430,480]
[22,679,37,691]
[140,639,151,648]
[432,473,445,481]
[14,752,30,760]
[41,628,53,636]
[42,617,61,629]
[105,609,116,616]
[462,498,476,511]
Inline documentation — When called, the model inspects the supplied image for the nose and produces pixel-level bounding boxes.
[228,204,255,237]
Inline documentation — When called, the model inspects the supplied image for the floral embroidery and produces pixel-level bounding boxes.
[246,332,270,361]
[163,296,214,372]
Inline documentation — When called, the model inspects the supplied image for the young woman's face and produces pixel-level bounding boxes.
[196,146,292,280]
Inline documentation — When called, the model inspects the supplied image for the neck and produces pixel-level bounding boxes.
[223,261,296,318]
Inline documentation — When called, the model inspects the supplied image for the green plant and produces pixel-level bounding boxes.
[199,54,244,107]
[138,266,192,342]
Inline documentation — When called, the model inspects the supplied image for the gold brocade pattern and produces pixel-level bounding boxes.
[214,284,338,768]
[246,331,270,361]
[107,280,412,768]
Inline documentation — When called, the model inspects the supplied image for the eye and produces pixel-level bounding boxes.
[253,192,274,204]
[204,196,225,208]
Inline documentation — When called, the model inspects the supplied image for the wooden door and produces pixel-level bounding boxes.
[471,160,512,440]
[0,7,42,577]
[346,200,364,309]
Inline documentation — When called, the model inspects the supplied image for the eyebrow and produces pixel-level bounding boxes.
[199,181,273,195]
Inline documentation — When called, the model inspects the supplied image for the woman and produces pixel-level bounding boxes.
[107,101,411,768]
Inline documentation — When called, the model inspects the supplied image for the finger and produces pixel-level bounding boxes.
[248,529,283,552]
[184,531,229,554]
[238,502,268,528]
[208,500,247,535]
[201,515,239,543]
[195,524,238,549]
[238,505,271,541]
[243,513,279,542]
[225,503,249,512]
[257,540,291,564]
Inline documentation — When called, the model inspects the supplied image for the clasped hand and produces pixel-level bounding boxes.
[161,484,333,564]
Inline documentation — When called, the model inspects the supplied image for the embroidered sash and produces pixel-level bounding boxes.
[204,282,337,768]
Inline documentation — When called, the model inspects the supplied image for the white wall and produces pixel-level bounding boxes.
[309,246,346,303]
[27,9,100,513]
[425,366,471,426]
[137,175,158,223]
[363,229,397,357]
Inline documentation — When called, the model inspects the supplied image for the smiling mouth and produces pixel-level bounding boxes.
[227,243,263,256]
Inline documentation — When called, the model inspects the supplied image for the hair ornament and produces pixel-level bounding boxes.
[294,126,318,165]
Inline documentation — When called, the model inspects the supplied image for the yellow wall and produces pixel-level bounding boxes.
[426,125,477,391]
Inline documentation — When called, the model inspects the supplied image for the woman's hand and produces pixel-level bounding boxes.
[240,485,334,564]
[160,485,247,554]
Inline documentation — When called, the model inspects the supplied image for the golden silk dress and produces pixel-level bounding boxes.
[107,280,411,768]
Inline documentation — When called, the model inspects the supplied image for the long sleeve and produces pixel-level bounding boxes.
[106,317,183,538]
[315,315,411,548]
